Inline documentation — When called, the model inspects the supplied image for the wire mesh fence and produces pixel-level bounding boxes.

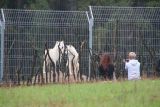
[89,6,160,78]
[0,7,160,84]
[0,9,89,84]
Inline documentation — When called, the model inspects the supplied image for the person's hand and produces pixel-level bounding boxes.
[123,59,126,63]
[123,59,129,63]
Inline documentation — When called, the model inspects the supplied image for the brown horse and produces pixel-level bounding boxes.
[98,53,114,80]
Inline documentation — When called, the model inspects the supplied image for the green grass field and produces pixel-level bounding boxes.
[0,79,160,107]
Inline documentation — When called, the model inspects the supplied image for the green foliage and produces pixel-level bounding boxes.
[146,0,160,7]
[77,0,91,11]
[29,0,50,10]
[0,0,5,8]
[1,0,160,10]
[77,0,131,10]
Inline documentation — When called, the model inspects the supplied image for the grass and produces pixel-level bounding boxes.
[0,79,160,107]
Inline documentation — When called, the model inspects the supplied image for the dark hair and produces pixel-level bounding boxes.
[100,53,112,70]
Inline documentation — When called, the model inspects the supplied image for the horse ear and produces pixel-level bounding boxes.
[56,41,59,44]
[69,45,72,47]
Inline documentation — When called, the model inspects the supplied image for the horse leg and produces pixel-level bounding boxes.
[72,63,76,82]
[74,63,78,82]
[74,64,77,82]
[66,61,71,82]
[43,61,46,73]
[65,61,69,83]
[45,63,49,84]
[49,66,52,83]
[76,62,79,82]
[76,62,80,82]
[65,66,70,83]
[52,62,56,83]
[56,67,60,83]
[67,66,70,83]
[69,62,73,82]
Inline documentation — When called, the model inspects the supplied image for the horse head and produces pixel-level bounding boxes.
[65,45,79,58]
[58,41,65,54]
[65,45,72,55]
[54,41,60,47]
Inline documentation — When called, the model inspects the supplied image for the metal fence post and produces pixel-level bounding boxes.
[87,6,94,81]
[1,9,89,83]
[89,6,160,78]
[0,9,5,81]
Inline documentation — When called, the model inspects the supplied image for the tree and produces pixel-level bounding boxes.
[1,0,160,10]
[29,0,49,9]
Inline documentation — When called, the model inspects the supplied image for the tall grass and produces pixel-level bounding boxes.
[0,80,160,107]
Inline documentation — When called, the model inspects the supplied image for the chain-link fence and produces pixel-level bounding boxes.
[0,7,160,84]
[0,9,89,83]
[89,6,160,78]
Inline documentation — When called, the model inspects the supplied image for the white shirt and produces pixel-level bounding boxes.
[125,59,141,80]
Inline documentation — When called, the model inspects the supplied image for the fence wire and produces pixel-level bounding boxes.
[0,7,160,83]
[1,9,89,83]
[90,6,160,78]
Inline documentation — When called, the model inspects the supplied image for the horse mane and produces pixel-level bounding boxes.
[67,45,78,55]
[100,53,111,70]
[53,41,64,52]
[53,41,60,48]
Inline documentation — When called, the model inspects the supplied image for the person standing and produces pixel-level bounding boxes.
[124,52,141,80]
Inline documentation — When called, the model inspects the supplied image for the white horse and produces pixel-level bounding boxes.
[43,41,65,76]
[65,45,79,81]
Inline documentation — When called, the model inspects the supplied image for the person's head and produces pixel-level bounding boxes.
[128,52,136,59]
[100,53,112,69]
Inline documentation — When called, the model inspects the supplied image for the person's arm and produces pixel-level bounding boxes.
[123,59,129,70]
[125,62,128,70]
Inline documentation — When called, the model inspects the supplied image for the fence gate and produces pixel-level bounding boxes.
[1,9,89,83]
[89,6,160,78]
